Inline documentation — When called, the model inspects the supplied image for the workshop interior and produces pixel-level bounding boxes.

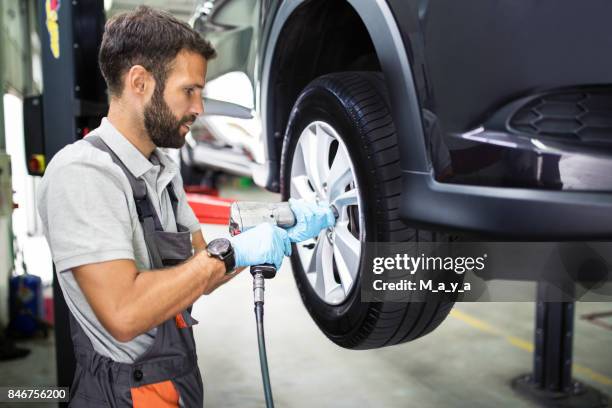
[1,0,612,407]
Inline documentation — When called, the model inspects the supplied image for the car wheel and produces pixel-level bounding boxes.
[280,72,454,349]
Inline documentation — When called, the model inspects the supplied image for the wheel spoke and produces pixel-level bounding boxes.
[332,188,359,211]
[313,237,326,295]
[315,123,335,174]
[298,124,333,198]
[333,243,355,294]
[292,139,307,175]
[291,175,316,202]
[297,237,317,274]
[297,129,317,194]
[327,146,352,201]
[299,128,318,193]
[326,285,346,304]
[314,237,340,299]
[334,221,361,276]
[314,125,334,199]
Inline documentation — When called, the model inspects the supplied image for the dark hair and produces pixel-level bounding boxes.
[99,6,216,96]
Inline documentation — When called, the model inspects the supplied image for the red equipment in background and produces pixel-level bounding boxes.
[185,186,233,225]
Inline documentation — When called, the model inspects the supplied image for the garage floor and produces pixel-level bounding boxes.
[195,224,612,408]
[2,184,611,408]
[194,185,612,408]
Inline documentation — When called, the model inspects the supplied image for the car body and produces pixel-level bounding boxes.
[187,0,612,348]
[189,0,612,237]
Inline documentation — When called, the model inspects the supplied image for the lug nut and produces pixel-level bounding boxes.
[330,205,339,219]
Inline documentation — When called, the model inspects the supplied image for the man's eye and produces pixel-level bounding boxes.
[185,88,194,96]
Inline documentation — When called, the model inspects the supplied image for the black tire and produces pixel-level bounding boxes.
[280,72,454,349]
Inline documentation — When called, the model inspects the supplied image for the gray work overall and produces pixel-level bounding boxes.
[66,134,203,407]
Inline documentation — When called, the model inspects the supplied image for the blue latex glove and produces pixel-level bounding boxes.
[286,198,336,243]
[230,223,292,270]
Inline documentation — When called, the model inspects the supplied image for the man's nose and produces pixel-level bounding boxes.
[191,97,204,117]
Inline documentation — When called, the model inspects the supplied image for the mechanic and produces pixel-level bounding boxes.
[36,6,334,407]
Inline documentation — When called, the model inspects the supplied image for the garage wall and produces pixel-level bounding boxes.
[0,0,32,327]
[0,156,13,328]
[2,0,31,94]
[0,0,9,328]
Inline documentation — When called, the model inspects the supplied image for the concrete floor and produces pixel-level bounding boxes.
[2,184,611,407]
[195,224,612,408]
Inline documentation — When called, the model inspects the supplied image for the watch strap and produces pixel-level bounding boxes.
[207,239,236,274]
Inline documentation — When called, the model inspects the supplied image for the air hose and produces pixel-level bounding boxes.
[252,269,275,408]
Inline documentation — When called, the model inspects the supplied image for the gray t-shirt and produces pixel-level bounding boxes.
[37,118,201,363]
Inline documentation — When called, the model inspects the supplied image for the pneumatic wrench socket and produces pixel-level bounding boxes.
[250,264,277,279]
[251,265,276,304]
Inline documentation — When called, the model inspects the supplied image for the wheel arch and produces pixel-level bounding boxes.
[260,0,429,192]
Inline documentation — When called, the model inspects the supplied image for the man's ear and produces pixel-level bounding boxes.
[125,65,153,98]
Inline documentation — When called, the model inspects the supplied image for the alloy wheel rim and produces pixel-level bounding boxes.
[290,121,363,305]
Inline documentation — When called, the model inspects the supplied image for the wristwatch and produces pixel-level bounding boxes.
[206,238,236,274]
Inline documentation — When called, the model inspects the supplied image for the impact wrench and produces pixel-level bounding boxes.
[229,201,338,408]
[229,201,295,408]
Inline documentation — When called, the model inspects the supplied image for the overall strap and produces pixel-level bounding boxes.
[85,135,145,198]
[84,134,165,267]
[166,181,179,220]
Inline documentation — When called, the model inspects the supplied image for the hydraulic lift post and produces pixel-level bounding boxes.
[512,282,609,407]
[37,1,106,405]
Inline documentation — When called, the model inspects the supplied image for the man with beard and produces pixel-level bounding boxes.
[37,6,334,406]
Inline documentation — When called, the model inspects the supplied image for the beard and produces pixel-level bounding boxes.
[143,87,196,149]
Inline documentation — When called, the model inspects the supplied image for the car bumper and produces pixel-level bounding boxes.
[400,170,612,239]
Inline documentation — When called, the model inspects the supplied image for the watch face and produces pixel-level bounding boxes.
[208,238,231,256]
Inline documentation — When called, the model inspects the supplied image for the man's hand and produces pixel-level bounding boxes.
[286,198,336,243]
[230,223,292,270]
[71,251,241,343]
[70,220,294,344]
[197,255,245,295]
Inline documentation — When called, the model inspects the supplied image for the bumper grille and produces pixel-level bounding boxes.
[509,88,612,146]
